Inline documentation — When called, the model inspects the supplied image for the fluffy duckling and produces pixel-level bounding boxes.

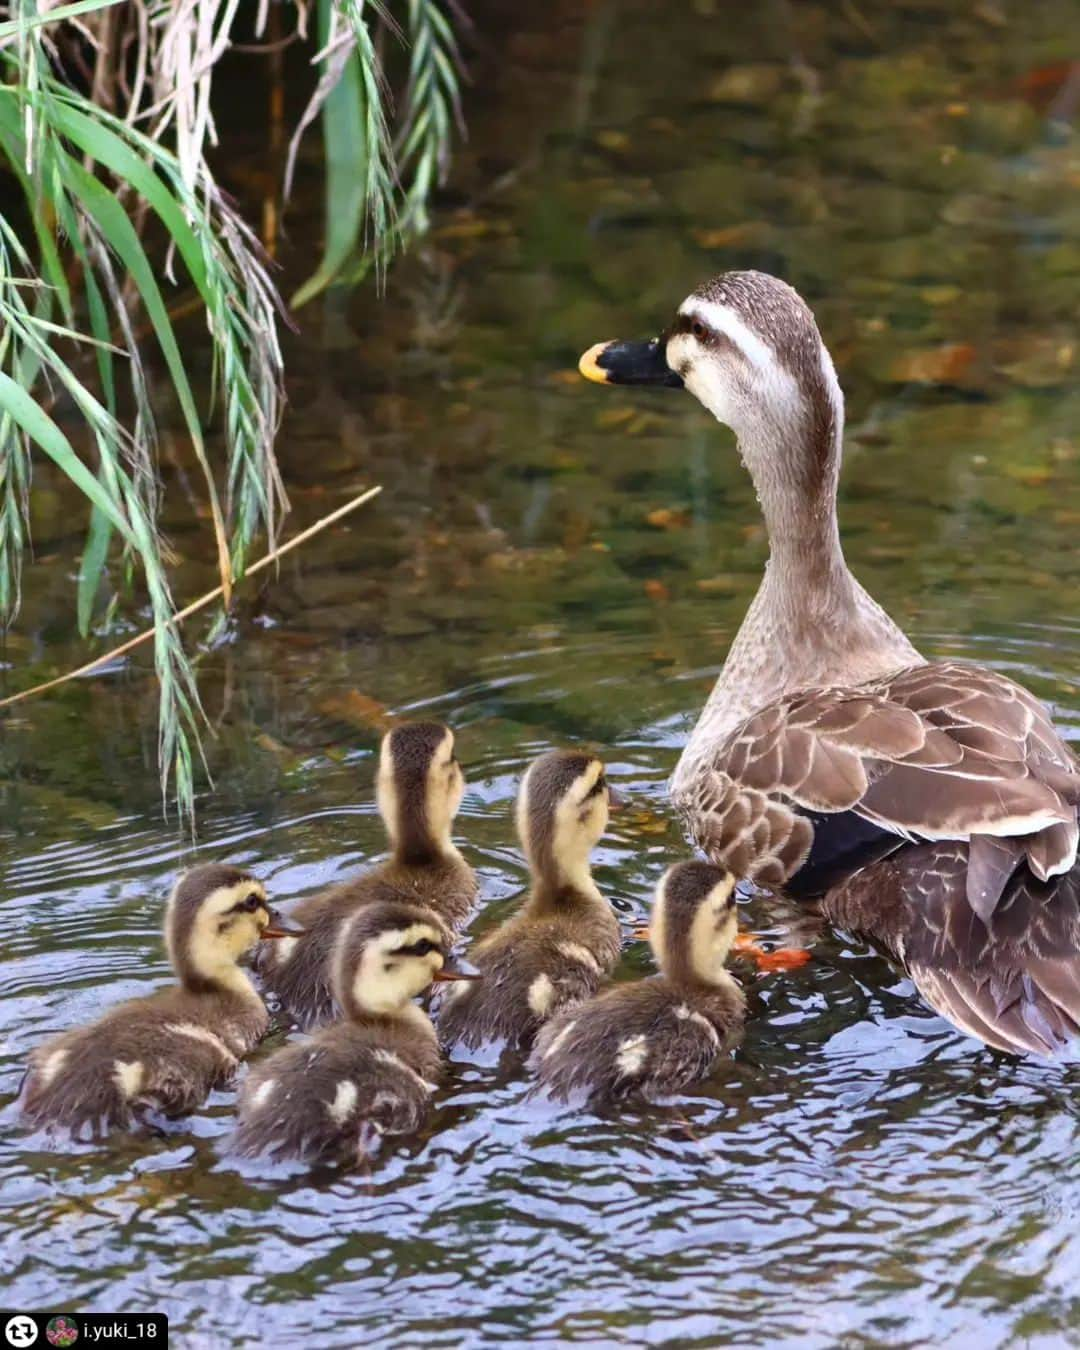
[231,901,477,1166]
[19,864,296,1137]
[436,749,621,1053]
[530,862,745,1105]
[259,720,477,1030]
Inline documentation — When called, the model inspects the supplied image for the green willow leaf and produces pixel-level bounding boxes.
[77,502,112,638]
[0,371,131,542]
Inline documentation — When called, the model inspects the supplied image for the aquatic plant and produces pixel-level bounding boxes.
[0,0,464,822]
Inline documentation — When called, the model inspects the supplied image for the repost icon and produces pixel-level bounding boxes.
[5,1318,37,1349]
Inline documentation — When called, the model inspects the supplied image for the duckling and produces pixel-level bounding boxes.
[19,864,297,1138]
[530,862,745,1106]
[231,901,477,1166]
[258,720,477,1030]
[436,749,621,1053]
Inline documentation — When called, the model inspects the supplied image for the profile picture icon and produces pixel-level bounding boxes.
[44,1320,77,1349]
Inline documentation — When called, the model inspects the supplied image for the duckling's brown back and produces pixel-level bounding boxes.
[231,1015,442,1165]
[20,986,268,1137]
[436,898,621,1053]
[258,859,465,1030]
[530,975,744,1106]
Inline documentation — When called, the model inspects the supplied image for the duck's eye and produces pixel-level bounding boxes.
[691,319,706,340]
[242,893,262,913]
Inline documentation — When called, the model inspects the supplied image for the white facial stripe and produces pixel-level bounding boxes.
[687,885,737,984]
[378,923,443,953]
[376,745,400,841]
[709,876,736,909]
[679,298,777,370]
[515,760,537,852]
[193,880,267,927]
[551,764,607,892]
[672,297,808,446]
[649,881,670,973]
[818,341,844,424]
[348,923,445,1014]
[174,881,265,1000]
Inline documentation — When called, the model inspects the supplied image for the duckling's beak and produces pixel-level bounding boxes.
[432,957,482,983]
[632,924,650,941]
[260,907,305,940]
[607,785,625,812]
[578,338,683,388]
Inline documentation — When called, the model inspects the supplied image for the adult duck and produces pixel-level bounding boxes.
[580,270,1080,924]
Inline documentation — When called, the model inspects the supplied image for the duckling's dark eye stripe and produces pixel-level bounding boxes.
[391,939,441,958]
[230,893,267,914]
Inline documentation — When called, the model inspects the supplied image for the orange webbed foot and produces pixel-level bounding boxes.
[752,947,812,973]
[733,932,812,973]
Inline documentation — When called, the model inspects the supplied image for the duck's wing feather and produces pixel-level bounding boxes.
[822,841,1080,1056]
[682,661,1080,916]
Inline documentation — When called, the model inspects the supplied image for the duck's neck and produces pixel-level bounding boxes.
[672,408,922,796]
[179,960,261,1003]
[530,854,602,909]
[390,814,461,869]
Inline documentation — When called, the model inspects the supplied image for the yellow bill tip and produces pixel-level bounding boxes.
[578,341,615,384]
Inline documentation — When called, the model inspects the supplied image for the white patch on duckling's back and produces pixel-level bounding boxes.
[541,1020,577,1059]
[374,1048,438,1093]
[674,1004,720,1046]
[165,1022,240,1066]
[556,942,601,974]
[528,973,555,1016]
[327,1080,358,1125]
[614,1036,648,1078]
[272,937,299,965]
[249,1078,277,1109]
[36,1047,68,1087]
[113,1059,144,1098]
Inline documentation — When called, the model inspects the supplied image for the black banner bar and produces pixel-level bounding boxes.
[3,1313,168,1349]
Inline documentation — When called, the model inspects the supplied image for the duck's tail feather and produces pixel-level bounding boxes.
[822,840,1080,1057]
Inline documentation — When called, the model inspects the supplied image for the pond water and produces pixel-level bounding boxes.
[4,2,1080,1345]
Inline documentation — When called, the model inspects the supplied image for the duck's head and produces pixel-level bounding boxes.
[516,749,618,893]
[165,864,299,995]
[332,901,478,1019]
[580,270,843,510]
[649,861,738,986]
[376,721,466,864]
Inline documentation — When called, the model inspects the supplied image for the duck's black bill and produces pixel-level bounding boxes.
[579,338,683,388]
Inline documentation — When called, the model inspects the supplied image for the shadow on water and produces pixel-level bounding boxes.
[3,1,1080,1343]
